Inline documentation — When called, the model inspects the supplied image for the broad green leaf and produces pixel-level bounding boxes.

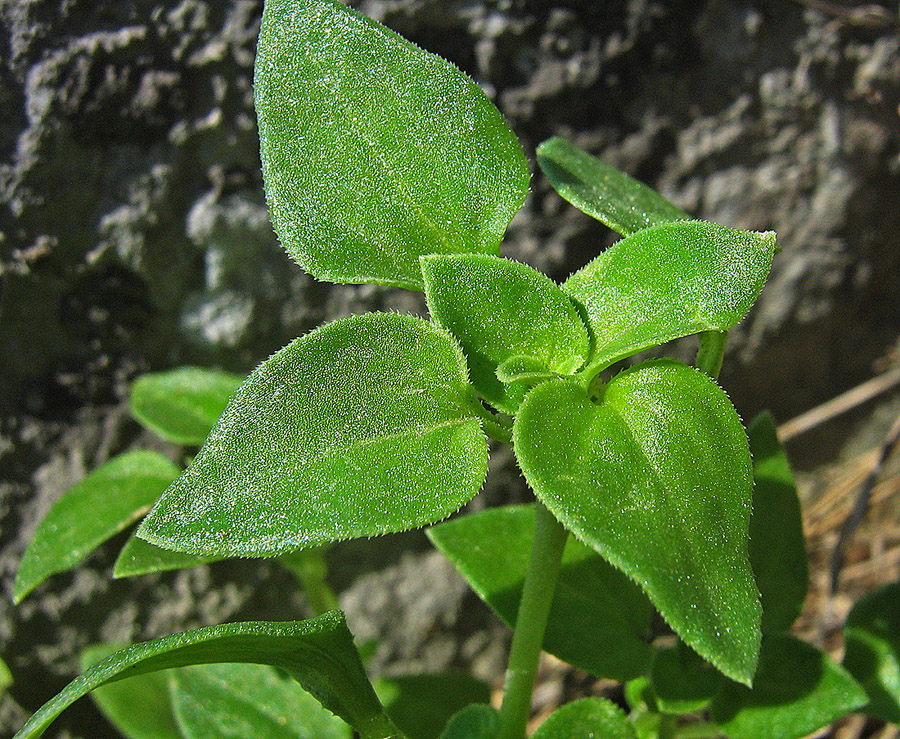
[14,451,180,603]
[711,635,867,739]
[536,137,689,236]
[81,644,182,739]
[377,673,491,739]
[843,581,900,722]
[649,643,723,714]
[256,0,529,289]
[130,367,243,446]
[0,656,12,696]
[422,254,590,412]
[563,221,776,374]
[139,313,488,557]
[14,612,401,739]
[439,705,499,739]
[746,412,808,634]
[532,698,636,739]
[114,533,221,579]
[514,361,761,684]
[428,505,652,681]
[171,662,351,739]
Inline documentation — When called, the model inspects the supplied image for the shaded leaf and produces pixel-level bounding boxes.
[428,505,652,681]
[746,412,808,634]
[439,705,499,739]
[711,635,867,739]
[563,221,775,374]
[514,362,761,684]
[256,0,529,289]
[14,612,400,739]
[536,137,688,236]
[650,643,723,714]
[171,662,350,739]
[14,451,180,603]
[0,656,11,697]
[130,367,243,446]
[113,534,221,579]
[532,698,636,739]
[139,313,488,557]
[843,581,900,723]
[422,254,589,412]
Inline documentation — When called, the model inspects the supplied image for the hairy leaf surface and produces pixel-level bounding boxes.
[422,255,589,412]
[563,221,775,374]
[114,534,221,579]
[532,698,636,739]
[139,313,488,557]
[256,0,529,289]
[514,362,761,684]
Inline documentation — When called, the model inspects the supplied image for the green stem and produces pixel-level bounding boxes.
[497,501,569,739]
[278,548,339,616]
[695,330,728,380]
[468,399,513,445]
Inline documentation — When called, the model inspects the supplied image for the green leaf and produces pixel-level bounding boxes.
[256,0,529,290]
[130,367,243,446]
[170,663,351,739]
[421,254,590,412]
[514,361,761,685]
[536,137,689,236]
[711,635,868,739]
[13,612,401,739]
[439,705,500,739]
[14,451,181,603]
[428,505,652,681]
[81,644,182,739]
[139,313,488,557]
[746,412,808,635]
[563,221,776,374]
[494,356,556,386]
[843,581,900,723]
[113,533,221,579]
[0,656,12,696]
[532,698,636,739]
[649,643,723,715]
[377,673,491,739]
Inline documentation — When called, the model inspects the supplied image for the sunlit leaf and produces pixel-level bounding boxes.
[532,698,636,739]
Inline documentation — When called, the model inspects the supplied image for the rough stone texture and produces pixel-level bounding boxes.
[1,0,899,735]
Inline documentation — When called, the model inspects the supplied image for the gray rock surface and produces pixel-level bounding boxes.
[1,0,899,735]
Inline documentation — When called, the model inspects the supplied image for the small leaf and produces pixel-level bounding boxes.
[495,356,555,386]
[537,137,689,236]
[746,412,808,634]
[843,581,900,723]
[439,705,500,739]
[422,254,590,412]
[14,451,181,603]
[130,367,243,446]
[711,635,868,739]
[563,221,776,374]
[113,534,221,579]
[649,643,723,715]
[14,612,400,739]
[139,313,488,557]
[377,673,491,739]
[0,656,12,696]
[81,644,182,739]
[256,0,529,289]
[514,362,761,684]
[171,663,351,739]
[532,698,636,739]
[428,505,652,681]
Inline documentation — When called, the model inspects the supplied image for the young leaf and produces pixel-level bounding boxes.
[563,221,776,374]
[256,0,529,290]
[13,612,401,739]
[0,656,12,696]
[428,505,653,681]
[532,698,636,739]
[649,643,723,715]
[170,663,351,739]
[439,705,500,739]
[113,534,221,579]
[130,367,243,446]
[14,450,181,603]
[746,412,808,634]
[81,644,182,739]
[421,254,590,412]
[843,581,900,723]
[536,137,689,236]
[514,361,761,685]
[377,673,491,739]
[139,313,488,557]
[711,635,868,739]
